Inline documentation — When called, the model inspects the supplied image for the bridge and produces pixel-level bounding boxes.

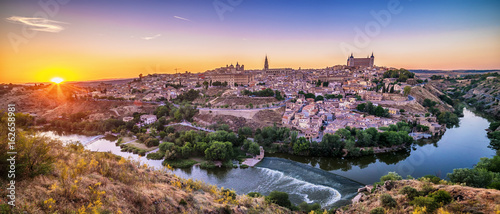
[83,135,104,147]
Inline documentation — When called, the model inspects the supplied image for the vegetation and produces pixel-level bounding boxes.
[383,68,415,82]
[0,122,290,213]
[242,88,284,100]
[265,191,292,209]
[356,101,390,117]
[175,89,200,102]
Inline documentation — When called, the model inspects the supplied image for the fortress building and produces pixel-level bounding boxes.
[347,53,374,67]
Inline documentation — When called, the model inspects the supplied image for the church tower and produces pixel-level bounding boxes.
[264,55,269,70]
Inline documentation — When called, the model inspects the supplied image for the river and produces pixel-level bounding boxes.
[40,108,494,208]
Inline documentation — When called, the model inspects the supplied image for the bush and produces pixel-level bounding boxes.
[199,161,216,169]
[265,191,292,209]
[240,164,249,169]
[411,196,438,212]
[298,202,321,212]
[420,184,435,196]
[428,190,452,205]
[179,199,187,206]
[146,151,164,160]
[380,172,403,182]
[447,168,494,188]
[399,186,419,200]
[370,207,385,214]
[380,194,397,208]
[422,175,442,184]
[247,192,262,198]
[162,159,197,168]
[144,138,160,147]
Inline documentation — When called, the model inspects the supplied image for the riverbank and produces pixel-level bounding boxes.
[241,146,265,167]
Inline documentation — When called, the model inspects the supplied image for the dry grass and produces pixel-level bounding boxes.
[338,179,500,214]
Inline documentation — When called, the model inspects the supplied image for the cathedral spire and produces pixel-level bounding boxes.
[264,55,269,70]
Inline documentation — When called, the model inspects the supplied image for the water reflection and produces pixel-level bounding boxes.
[267,109,495,184]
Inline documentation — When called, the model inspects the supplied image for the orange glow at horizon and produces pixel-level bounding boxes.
[51,77,64,84]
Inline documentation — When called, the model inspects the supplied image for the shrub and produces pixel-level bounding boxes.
[421,175,441,184]
[380,194,397,208]
[447,168,494,188]
[146,151,165,160]
[380,172,403,182]
[199,162,216,169]
[411,196,438,212]
[370,207,385,214]
[399,186,419,200]
[144,138,160,147]
[162,159,197,168]
[420,184,435,196]
[265,191,292,209]
[298,202,321,212]
[240,164,249,169]
[428,190,452,205]
[247,192,262,198]
[179,199,187,206]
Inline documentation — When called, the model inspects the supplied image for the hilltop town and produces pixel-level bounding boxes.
[1,54,467,143]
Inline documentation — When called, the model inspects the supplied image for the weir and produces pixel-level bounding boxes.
[256,157,363,208]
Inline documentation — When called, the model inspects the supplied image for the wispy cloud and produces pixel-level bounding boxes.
[6,16,66,33]
[174,16,191,22]
[141,34,161,40]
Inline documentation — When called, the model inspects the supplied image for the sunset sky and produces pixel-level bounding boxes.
[1,0,500,83]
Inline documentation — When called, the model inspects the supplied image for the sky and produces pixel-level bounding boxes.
[1,0,500,83]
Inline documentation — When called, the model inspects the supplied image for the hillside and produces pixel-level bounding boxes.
[338,179,500,214]
[409,86,454,113]
[0,133,291,214]
[462,77,500,119]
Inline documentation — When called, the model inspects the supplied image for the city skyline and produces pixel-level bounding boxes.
[1,0,500,83]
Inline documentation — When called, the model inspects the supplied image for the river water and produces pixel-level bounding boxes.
[40,109,494,208]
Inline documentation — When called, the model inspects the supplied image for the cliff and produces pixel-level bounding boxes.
[337,179,500,214]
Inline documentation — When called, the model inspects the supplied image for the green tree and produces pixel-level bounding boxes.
[320,134,344,157]
[204,141,233,161]
[403,86,411,96]
[293,137,310,155]
[265,191,292,209]
[248,142,260,155]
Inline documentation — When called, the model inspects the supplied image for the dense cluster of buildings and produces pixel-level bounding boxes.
[76,54,443,138]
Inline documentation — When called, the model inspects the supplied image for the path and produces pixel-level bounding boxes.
[145,148,159,155]
[241,146,265,167]
[164,121,216,132]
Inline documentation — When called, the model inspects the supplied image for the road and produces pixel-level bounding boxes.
[164,121,215,133]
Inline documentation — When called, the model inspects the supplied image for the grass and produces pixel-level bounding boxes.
[199,161,217,169]
[163,159,198,168]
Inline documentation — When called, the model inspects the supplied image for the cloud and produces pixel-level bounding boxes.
[141,34,161,40]
[174,16,191,22]
[6,16,66,33]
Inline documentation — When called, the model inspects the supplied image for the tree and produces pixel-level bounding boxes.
[403,86,411,96]
[265,191,292,208]
[203,81,209,89]
[248,142,260,156]
[320,134,344,157]
[238,126,253,137]
[293,137,310,155]
[204,141,233,160]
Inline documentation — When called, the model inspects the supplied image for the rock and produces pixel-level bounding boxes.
[366,185,374,193]
[351,193,364,203]
[384,180,394,191]
[358,187,367,193]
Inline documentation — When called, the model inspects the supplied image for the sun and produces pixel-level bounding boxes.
[51,77,64,84]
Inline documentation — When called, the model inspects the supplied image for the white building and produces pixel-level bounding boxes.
[140,115,157,125]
